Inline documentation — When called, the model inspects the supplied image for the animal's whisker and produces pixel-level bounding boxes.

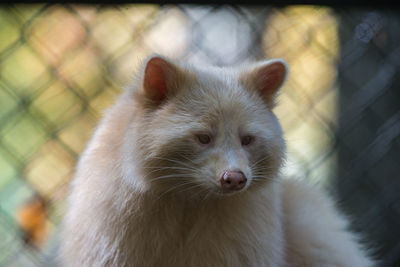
[140,167,191,180]
[176,183,206,196]
[142,166,197,172]
[151,156,195,170]
[154,182,195,201]
[201,188,214,202]
[148,174,195,183]
[188,184,212,199]
[250,155,272,169]
[141,166,197,180]
[252,175,274,181]
[176,153,199,166]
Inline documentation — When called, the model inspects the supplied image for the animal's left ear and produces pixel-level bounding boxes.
[240,59,288,108]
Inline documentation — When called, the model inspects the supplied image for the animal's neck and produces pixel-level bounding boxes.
[141,181,282,227]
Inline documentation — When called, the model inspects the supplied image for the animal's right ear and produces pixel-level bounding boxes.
[240,59,288,108]
[142,55,181,104]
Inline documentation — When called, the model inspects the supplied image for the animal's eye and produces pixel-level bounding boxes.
[196,134,211,145]
[241,135,254,146]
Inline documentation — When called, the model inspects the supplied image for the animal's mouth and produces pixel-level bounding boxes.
[214,182,250,196]
[211,186,249,198]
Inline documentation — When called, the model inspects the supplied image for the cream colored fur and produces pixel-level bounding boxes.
[60,56,374,267]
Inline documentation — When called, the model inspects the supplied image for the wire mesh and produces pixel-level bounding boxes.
[0,4,398,266]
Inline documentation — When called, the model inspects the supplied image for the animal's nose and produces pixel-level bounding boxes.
[220,170,247,191]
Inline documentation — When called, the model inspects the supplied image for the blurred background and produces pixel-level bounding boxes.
[0,3,399,267]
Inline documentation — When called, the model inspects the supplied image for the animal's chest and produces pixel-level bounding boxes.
[122,195,282,267]
[137,216,274,267]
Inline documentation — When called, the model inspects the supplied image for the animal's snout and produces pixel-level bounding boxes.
[220,170,247,191]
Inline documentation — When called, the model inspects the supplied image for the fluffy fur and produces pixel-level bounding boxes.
[60,55,374,266]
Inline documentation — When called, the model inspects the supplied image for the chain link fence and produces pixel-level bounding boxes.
[0,4,398,266]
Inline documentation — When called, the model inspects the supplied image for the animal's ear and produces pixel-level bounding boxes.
[142,55,181,104]
[240,59,288,108]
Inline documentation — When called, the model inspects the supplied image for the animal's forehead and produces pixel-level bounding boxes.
[194,66,240,90]
[173,90,262,131]
[183,68,245,102]
[164,65,269,130]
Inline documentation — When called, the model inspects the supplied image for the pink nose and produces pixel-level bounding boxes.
[220,170,247,191]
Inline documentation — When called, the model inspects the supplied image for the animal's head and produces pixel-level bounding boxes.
[129,55,288,198]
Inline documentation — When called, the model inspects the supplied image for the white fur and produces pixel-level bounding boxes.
[60,56,374,267]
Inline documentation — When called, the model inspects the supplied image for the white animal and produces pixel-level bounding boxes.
[60,55,374,267]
